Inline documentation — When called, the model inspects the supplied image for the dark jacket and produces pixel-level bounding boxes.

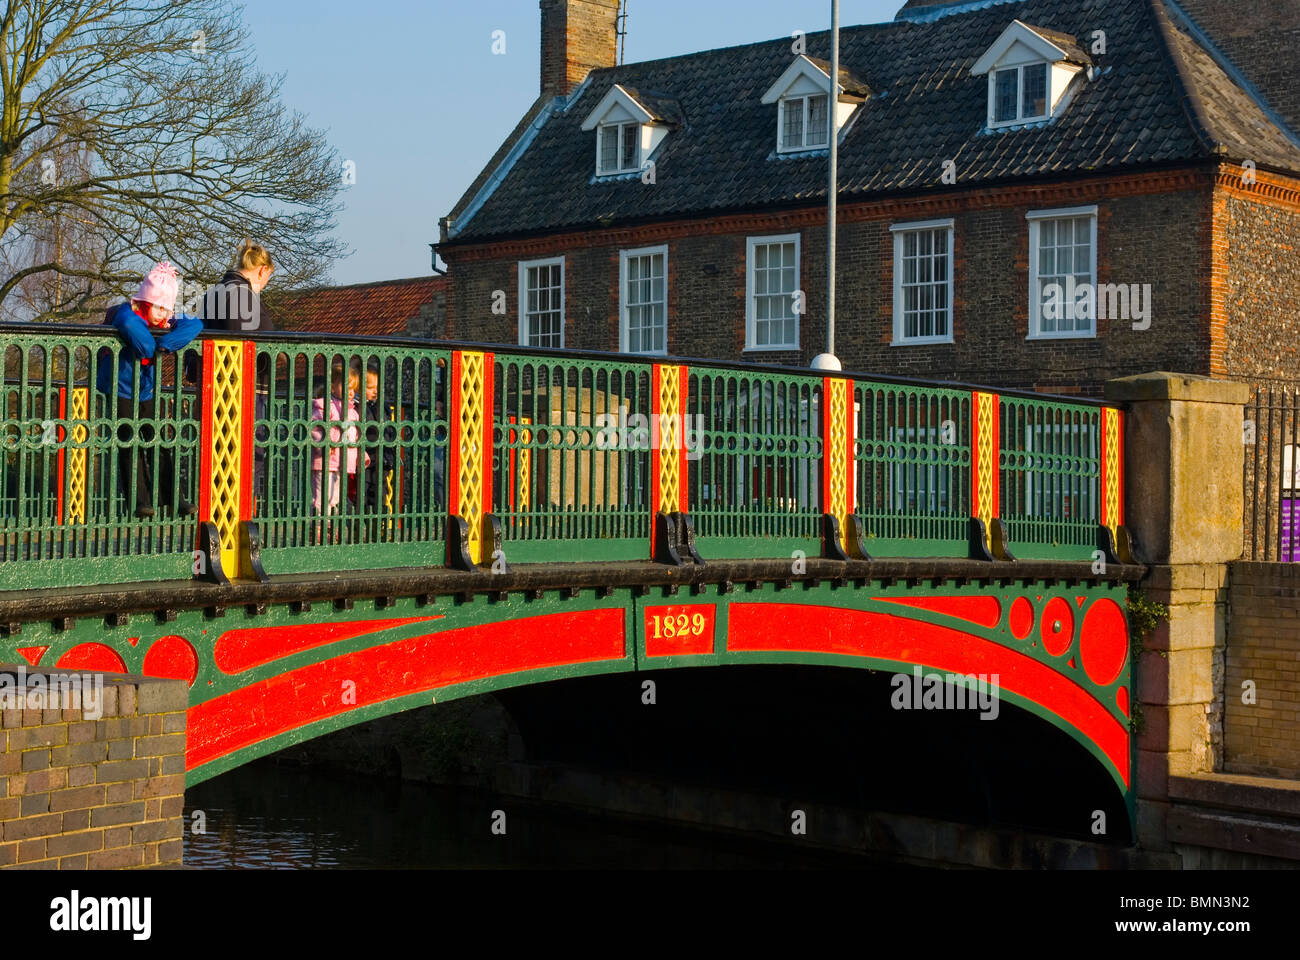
[96,302,203,401]
[201,270,272,333]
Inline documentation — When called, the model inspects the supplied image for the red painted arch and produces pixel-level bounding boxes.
[213,616,444,675]
[188,607,626,771]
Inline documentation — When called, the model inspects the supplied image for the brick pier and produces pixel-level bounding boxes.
[0,668,189,869]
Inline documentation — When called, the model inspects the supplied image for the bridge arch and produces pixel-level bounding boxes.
[5,575,1133,826]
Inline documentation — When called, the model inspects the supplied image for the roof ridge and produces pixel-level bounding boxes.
[274,275,444,297]
[580,21,899,80]
[895,0,1022,24]
[1162,0,1300,148]
[1148,0,1300,163]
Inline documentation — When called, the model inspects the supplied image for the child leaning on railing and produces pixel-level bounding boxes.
[95,261,203,519]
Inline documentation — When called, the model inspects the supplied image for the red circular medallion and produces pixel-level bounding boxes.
[1009,597,1034,639]
[1039,597,1074,657]
[1080,598,1129,686]
[143,635,199,687]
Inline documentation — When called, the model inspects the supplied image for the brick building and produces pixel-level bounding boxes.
[436,0,1300,396]
[264,275,446,339]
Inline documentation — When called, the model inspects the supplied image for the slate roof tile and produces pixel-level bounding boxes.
[448,0,1300,244]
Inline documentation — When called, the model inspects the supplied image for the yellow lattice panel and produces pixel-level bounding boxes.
[827,378,848,537]
[972,391,996,546]
[383,405,397,537]
[518,420,532,514]
[457,351,487,564]
[1103,406,1121,536]
[208,341,245,577]
[66,387,89,524]
[657,365,681,514]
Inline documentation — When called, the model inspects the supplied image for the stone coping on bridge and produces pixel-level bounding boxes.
[1104,371,1253,405]
[0,557,1147,627]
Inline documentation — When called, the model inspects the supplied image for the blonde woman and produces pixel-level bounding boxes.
[198,241,276,502]
[201,239,275,333]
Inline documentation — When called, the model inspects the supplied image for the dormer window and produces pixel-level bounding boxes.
[599,121,639,174]
[971,21,1091,130]
[781,94,829,151]
[762,55,869,155]
[993,62,1047,123]
[581,84,682,178]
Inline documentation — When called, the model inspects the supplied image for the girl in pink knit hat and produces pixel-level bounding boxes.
[96,261,203,518]
[310,363,371,533]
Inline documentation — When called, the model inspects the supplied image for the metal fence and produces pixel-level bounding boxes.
[0,325,1122,587]
[1243,385,1300,562]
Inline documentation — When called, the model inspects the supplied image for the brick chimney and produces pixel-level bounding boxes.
[540,0,619,97]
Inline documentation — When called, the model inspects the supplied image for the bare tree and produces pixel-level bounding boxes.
[0,128,108,321]
[0,0,347,322]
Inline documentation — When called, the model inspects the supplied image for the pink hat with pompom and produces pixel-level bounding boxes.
[135,261,179,311]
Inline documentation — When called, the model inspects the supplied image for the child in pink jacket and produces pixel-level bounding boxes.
[311,367,370,514]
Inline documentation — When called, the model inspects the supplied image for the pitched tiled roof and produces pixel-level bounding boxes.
[1019,24,1092,65]
[1170,0,1300,142]
[619,86,686,125]
[1150,0,1300,167]
[264,276,445,337]
[445,0,1300,245]
[804,58,873,98]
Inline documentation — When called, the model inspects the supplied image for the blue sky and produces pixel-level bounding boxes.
[239,0,902,286]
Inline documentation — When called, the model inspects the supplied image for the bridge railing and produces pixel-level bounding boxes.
[0,326,1129,587]
[249,340,451,574]
[2,332,202,587]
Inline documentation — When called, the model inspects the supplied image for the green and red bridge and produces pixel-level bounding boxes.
[0,327,1141,825]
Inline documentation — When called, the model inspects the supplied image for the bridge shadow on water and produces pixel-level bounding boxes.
[496,664,1131,848]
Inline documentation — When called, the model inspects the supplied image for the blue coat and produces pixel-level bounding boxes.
[96,302,203,401]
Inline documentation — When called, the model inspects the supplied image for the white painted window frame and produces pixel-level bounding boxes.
[517,256,566,348]
[596,121,640,176]
[1027,205,1098,340]
[619,244,669,356]
[987,62,1050,129]
[776,94,830,154]
[891,218,956,346]
[745,233,801,351]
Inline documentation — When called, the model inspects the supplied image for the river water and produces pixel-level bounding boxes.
[182,760,882,869]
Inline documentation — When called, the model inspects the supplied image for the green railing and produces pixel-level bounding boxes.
[688,369,822,558]
[251,342,450,574]
[855,382,971,558]
[2,334,200,588]
[999,396,1101,560]
[0,325,1126,588]
[492,354,651,563]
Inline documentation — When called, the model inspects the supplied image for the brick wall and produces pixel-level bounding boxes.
[0,668,188,869]
[1224,563,1300,778]
[1219,192,1300,383]
[406,291,447,340]
[443,175,1214,395]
